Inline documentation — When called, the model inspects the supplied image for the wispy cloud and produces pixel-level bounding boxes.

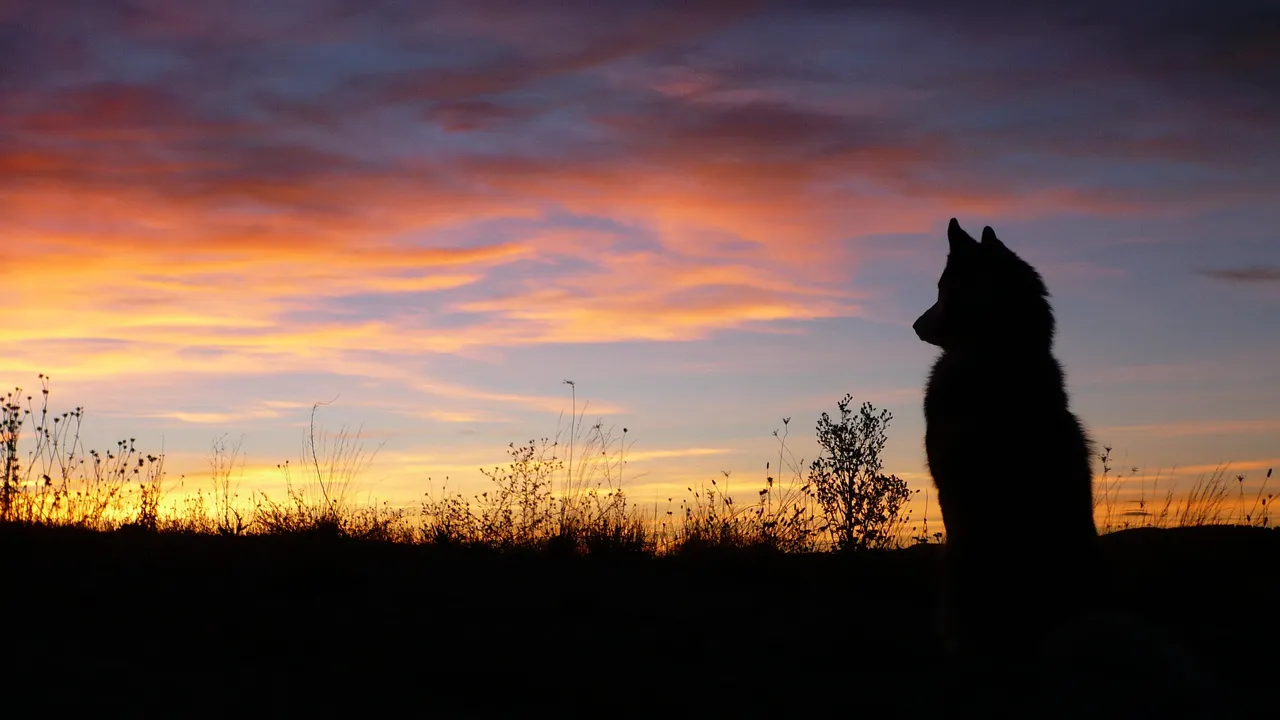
[1095,419,1280,438]
[1118,459,1280,481]
[1197,266,1280,285]
[148,408,285,425]
[1167,459,1279,476]
[623,447,731,462]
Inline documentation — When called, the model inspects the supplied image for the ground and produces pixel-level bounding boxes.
[3,525,1275,718]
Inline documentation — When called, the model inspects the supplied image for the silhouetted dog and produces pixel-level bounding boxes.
[916,219,1099,657]
[914,219,1215,717]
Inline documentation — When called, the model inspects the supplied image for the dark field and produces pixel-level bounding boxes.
[5,524,1276,718]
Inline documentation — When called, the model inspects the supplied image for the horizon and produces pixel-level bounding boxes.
[3,1,1278,522]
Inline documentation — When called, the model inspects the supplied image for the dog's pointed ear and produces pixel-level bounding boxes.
[947,218,977,253]
[980,226,1006,250]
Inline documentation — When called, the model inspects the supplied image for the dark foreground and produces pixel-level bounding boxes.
[4,524,1276,718]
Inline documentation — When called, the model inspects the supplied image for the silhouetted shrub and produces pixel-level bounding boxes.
[808,395,915,551]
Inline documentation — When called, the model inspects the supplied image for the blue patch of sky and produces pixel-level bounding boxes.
[394,209,667,257]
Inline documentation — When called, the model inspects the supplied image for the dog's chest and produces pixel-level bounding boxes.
[923,354,985,435]
[922,353,1034,478]
[922,356,976,487]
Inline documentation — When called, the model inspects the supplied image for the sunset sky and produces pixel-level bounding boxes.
[3,1,1277,518]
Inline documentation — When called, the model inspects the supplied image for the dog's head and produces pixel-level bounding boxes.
[913,218,1054,350]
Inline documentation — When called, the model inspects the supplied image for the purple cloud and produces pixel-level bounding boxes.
[1198,266,1280,284]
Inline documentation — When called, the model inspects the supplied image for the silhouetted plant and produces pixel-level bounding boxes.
[0,375,169,528]
[420,383,649,553]
[1,386,23,520]
[253,401,392,538]
[209,434,248,535]
[1240,467,1274,528]
[676,472,746,550]
[419,438,564,548]
[127,450,166,532]
[752,418,821,552]
[911,488,945,546]
[1092,444,1267,531]
[2,373,1275,548]
[549,380,638,548]
[807,395,915,552]
[477,438,559,546]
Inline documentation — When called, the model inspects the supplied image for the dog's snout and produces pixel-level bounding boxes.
[914,303,942,345]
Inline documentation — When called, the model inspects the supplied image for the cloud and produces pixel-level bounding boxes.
[1117,459,1280,482]
[413,410,507,424]
[423,100,534,132]
[1095,419,1280,438]
[621,447,731,462]
[1081,362,1223,386]
[149,408,284,425]
[1197,266,1280,284]
[852,0,1279,110]
[1167,458,1279,477]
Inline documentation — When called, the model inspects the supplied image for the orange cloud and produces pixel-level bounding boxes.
[1095,419,1280,438]
[413,410,507,424]
[623,448,731,462]
[150,408,285,425]
[1154,459,1279,477]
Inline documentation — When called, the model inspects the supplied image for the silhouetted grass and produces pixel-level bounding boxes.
[2,375,165,530]
[1092,444,1275,533]
[2,374,1275,554]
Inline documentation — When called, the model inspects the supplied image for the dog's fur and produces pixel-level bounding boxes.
[915,220,1217,717]
[915,220,1102,658]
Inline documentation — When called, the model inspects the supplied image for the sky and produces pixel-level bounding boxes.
[2,0,1278,522]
